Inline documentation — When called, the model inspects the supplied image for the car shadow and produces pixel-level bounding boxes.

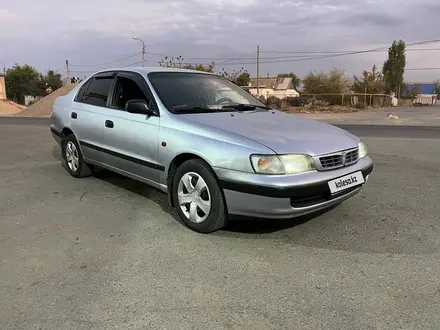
[52,145,63,161]
[224,206,336,234]
[91,169,333,234]
[92,169,176,215]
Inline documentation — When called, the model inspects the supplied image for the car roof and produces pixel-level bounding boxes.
[91,66,216,76]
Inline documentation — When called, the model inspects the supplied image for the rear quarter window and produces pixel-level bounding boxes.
[74,80,91,103]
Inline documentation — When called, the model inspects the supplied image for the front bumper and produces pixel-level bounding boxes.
[215,156,373,219]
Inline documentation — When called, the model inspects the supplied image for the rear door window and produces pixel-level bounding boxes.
[82,76,115,108]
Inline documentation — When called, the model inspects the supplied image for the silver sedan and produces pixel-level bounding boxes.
[50,67,373,233]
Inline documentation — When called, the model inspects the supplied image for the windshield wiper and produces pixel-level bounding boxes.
[172,104,213,113]
[221,104,270,111]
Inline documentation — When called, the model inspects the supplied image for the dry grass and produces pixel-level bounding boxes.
[280,105,362,114]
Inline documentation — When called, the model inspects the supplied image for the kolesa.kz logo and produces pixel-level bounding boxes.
[335,175,358,188]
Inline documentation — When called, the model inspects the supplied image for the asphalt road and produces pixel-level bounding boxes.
[1,120,440,329]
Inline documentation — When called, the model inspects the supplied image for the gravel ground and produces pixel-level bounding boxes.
[298,106,440,126]
[1,123,439,330]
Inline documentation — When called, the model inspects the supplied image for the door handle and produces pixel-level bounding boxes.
[105,120,114,128]
[71,112,77,119]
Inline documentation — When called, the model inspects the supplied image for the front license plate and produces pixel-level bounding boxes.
[327,171,365,194]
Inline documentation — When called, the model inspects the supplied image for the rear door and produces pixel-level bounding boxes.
[70,72,116,163]
[99,71,162,184]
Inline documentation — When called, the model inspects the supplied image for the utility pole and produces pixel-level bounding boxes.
[256,45,260,96]
[66,60,70,83]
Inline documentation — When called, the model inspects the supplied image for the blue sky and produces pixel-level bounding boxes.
[1,0,440,82]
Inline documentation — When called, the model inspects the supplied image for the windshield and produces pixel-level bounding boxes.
[147,71,267,114]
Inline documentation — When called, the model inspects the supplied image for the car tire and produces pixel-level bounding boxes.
[172,159,228,233]
[61,134,93,178]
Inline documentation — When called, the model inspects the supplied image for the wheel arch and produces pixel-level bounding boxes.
[61,127,74,137]
[166,153,225,211]
[60,128,81,159]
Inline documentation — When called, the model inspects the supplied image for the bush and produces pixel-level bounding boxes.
[316,94,342,105]
[354,102,366,109]
[284,97,300,107]
[302,69,350,94]
[266,96,282,109]
[313,99,330,107]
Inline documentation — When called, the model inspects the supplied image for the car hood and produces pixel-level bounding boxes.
[181,110,359,155]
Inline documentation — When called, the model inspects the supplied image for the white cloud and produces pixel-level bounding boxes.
[0,9,32,39]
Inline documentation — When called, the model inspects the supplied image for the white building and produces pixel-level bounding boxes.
[244,77,299,99]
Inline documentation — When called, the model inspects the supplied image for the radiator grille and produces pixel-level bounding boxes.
[318,149,359,170]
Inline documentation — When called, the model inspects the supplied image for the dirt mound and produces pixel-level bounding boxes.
[0,100,26,116]
[15,83,78,118]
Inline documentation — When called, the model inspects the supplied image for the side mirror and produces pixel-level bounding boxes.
[125,99,155,115]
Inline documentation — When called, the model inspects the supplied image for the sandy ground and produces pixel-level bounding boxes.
[14,83,78,118]
[0,101,26,116]
[1,122,439,329]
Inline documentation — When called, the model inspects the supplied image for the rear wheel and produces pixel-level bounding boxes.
[61,134,93,178]
[172,159,228,233]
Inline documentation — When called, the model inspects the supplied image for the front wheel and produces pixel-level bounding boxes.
[172,159,228,233]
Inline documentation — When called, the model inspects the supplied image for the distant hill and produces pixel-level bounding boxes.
[15,83,78,117]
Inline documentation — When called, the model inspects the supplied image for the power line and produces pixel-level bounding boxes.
[259,48,440,55]
[69,52,141,67]
[147,48,431,62]
[145,51,258,65]
[142,39,440,66]
[122,61,142,67]
[198,48,440,62]
[218,39,440,65]
[59,38,440,73]
[144,51,167,57]
[215,52,257,65]
[61,61,143,76]
[406,68,440,71]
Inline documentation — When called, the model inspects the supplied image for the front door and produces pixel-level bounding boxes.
[100,71,162,185]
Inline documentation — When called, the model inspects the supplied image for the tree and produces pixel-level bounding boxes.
[40,70,63,93]
[302,68,350,94]
[352,65,385,94]
[219,68,250,86]
[4,64,41,104]
[159,55,251,86]
[277,72,301,89]
[382,40,406,95]
[159,56,214,73]
[4,65,63,104]
[409,84,421,98]
[434,80,440,100]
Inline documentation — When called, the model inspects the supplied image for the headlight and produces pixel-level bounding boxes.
[358,141,368,158]
[250,154,316,175]
[250,155,284,174]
